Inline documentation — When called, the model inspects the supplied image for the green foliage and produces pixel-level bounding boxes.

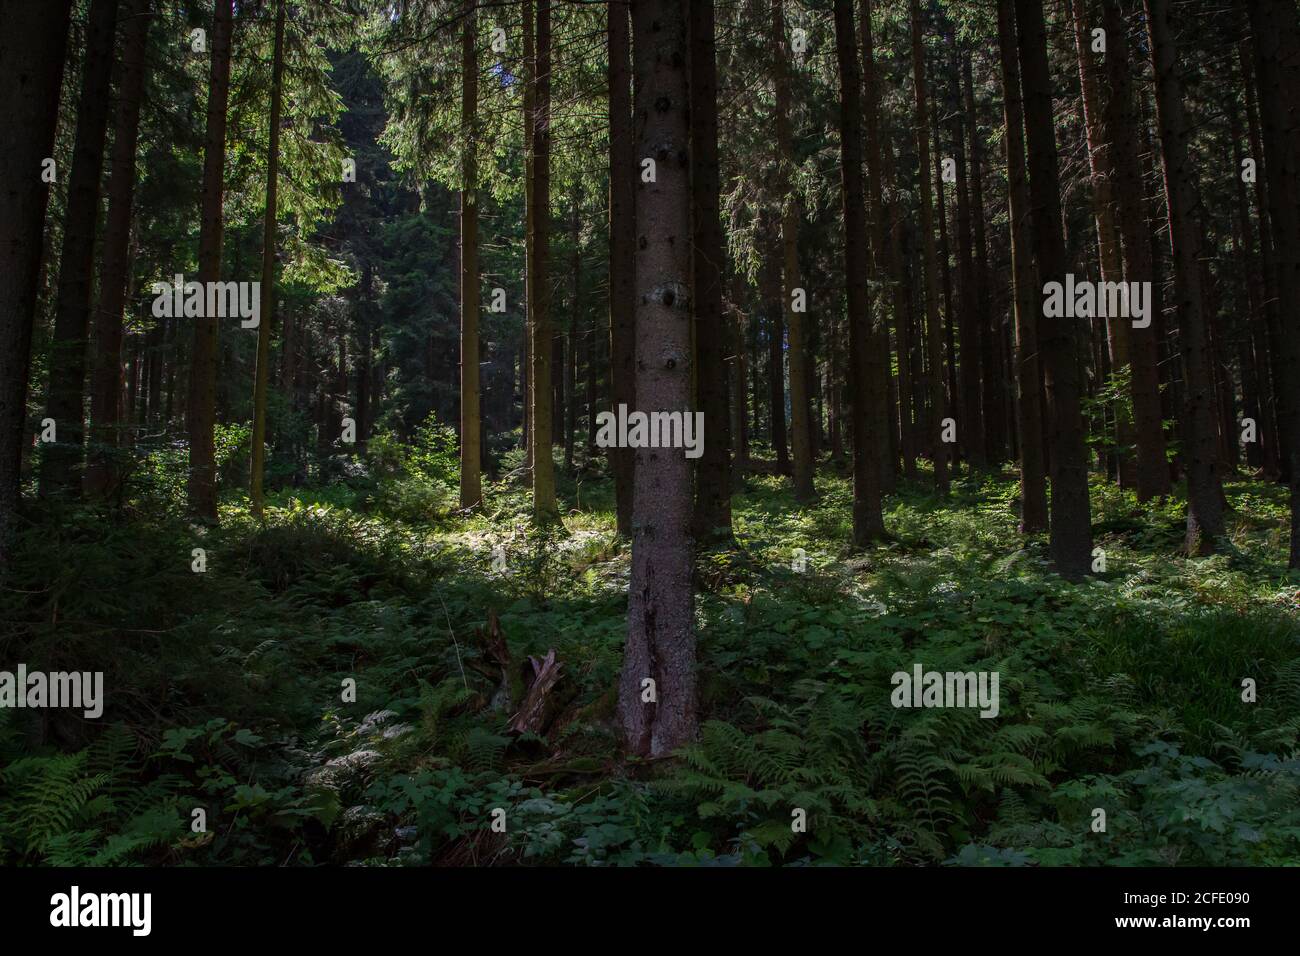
[5,466,1297,867]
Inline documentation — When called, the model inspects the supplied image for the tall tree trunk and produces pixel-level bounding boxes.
[1228,96,1278,477]
[773,0,814,502]
[1248,0,1300,566]
[1015,0,1093,576]
[250,0,285,518]
[1241,37,1290,484]
[619,0,696,758]
[1100,0,1169,500]
[529,0,555,520]
[964,54,1001,465]
[834,0,885,543]
[860,0,898,492]
[564,190,579,476]
[86,0,150,494]
[1072,0,1135,490]
[933,107,958,441]
[86,0,152,500]
[690,0,732,538]
[187,0,234,522]
[40,0,121,497]
[1145,0,1224,555]
[0,0,72,559]
[459,0,482,507]
[910,0,949,494]
[997,0,1047,533]
[766,227,789,474]
[950,47,986,471]
[608,0,635,535]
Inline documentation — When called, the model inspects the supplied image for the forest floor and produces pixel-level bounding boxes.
[4,451,1300,866]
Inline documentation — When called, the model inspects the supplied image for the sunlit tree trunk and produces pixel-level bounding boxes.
[619,0,697,758]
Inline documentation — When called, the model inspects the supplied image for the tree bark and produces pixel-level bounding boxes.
[250,0,285,517]
[0,0,72,559]
[459,0,482,508]
[608,0,635,535]
[909,0,949,494]
[690,0,732,538]
[1015,0,1093,575]
[529,0,556,520]
[85,0,152,499]
[997,0,1047,533]
[773,0,814,502]
[619,0,697,758]
[40,0,121,497]
[1145,0,1224,555]
[833,0,885,543]
[1247,0,1300,566]
[1099,0,1170,501]
[187,0,234,522]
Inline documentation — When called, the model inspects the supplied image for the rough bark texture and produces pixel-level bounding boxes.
[689,0,733,537]
[608,1,635,535]
[1015,0,1093,576]
[1145,0,1224,555]
[0,0,72,559]
[619,0,697,758]
[459,1,482,508]
[40,0,121,497]
[187,0,234,522]
[86,0,153,500]
[250,0,285,517]
[997,0,1047,534]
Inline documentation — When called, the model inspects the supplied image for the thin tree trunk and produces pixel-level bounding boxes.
[834,0,885,543]
[1248,0,1300,566]
[1015,0,1093,574]
[619,0,696,758]
[773,0,814,501]
[1100,0,1169,500]
[564,190,579,477]
[1072,0,1135,490]
[690,0,732,537]
[910,0,949,493]
[250,0,285,517]
[608,0,635,535]
[997,0,1047,533]
[40,0,121,497]
[1146,0,1224,555]
[529,0,555,520]
[1241,37,1290,483]
[85,0,152,499]
[187,0,233,522]
[860,0,898,491]
[950,46,985,471]
[459,0,482,507]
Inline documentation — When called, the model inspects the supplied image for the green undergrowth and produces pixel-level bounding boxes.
[2,461,1297,866]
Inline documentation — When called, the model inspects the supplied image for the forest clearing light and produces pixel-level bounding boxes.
[595,404,704,459]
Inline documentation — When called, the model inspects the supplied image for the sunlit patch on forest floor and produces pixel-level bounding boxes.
[3,460,1298,866]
